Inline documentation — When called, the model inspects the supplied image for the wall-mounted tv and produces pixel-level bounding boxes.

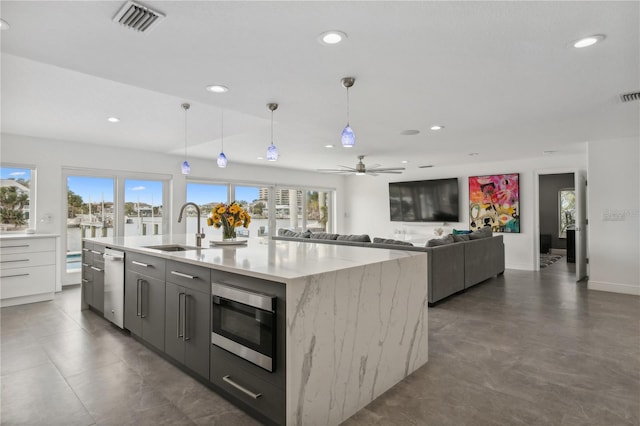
[389,178,459,222]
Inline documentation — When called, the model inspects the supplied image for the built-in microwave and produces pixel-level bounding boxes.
[211,282,276,372]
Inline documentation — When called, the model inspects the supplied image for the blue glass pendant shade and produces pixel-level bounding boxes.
[341,124,355,147]
[217,152,227,168]
[266,143,278,161]
[181,160,191,175]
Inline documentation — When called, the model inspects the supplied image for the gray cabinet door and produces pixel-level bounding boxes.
[124,270,143,337]
[184,288,210,379]
[165,281,186,364]
[141,275,165,351]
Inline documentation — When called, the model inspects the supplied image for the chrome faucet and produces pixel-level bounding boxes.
[178,202,205,247]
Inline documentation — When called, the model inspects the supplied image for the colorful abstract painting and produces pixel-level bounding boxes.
[469,173,520,233]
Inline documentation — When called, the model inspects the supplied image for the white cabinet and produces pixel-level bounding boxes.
[0,236,57,307]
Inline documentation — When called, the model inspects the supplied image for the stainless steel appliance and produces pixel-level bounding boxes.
[211,282,276,372]
[103,248,125,328]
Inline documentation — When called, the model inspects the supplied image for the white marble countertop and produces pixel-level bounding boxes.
[84,234,426,282]
[0,233,60,240]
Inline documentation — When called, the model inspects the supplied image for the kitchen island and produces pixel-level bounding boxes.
[83,235,429,425]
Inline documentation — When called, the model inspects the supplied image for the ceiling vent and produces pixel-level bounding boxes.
[620,91,640,103]
[113,1,165,33]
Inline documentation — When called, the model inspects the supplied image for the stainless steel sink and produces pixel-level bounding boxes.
[143,244,200,252]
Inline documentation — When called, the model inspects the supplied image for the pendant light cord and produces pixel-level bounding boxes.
[220,110,224,151]
[184,107,188,158]
[346,86,350,126]
[271,109,274,145]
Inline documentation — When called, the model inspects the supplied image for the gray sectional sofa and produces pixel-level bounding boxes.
[273,228,505,304]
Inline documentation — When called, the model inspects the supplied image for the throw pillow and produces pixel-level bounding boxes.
[372,237,413,246]
[452,229,472,235]
[301,230,312,238]
[469,227,493,240]
[336,234,371,242]
[426,234,455,247]
[451,233,470,242]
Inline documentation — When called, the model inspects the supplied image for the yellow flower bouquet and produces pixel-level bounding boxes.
[206,201,251,240]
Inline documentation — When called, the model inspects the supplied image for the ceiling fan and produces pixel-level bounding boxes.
[318,155,405,176]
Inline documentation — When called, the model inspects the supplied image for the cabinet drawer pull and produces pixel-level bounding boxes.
[0,273,30,279]
[82,263,90,267]
[82,279,89,283]
[0,259,29,263]
[90,266,103,272]
[222,376,262,399]
[1,244,29,249]
[132,261,150,268]
[170,271,197,280]
[136,279,142,317]
[90,250,102,255]
[82,248,90,252]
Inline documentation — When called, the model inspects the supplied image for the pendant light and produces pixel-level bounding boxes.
[181,103,191,174]
[266,103,279,161]
[341,77,355,148]
[217,110,227,168]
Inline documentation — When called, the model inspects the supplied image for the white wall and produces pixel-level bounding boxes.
[1,133,346,287]
[343,154,586,271]
[587,137,640,295]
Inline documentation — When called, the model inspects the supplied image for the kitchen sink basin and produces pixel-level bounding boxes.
[144,244,200,252]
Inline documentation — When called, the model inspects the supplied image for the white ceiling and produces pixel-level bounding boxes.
[1,1,638,172]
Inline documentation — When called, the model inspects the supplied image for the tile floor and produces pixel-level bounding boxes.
[1,259,639,425]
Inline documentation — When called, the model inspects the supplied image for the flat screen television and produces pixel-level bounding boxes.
[389,178,459,222]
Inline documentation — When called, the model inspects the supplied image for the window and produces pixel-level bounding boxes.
[0,165,35,231]
[276,187,334,233]
[186,182,228,241]
[559,189,575,238]
[124,179,165,237]
[66,175,115,272]
[235,185,270,237]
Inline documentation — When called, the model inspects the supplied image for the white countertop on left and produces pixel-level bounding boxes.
[0,233,60,240]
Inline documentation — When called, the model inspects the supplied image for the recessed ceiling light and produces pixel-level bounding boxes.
[401,160,409,164]
[400,130,420,136]
[0,19,10,30]
[324,144,334,148]
[206,85,229,93]
[468,152,479,157]
[573,34,605,48]
[430,125,444,131]
[318,30,347,45]
[107,117,120,123]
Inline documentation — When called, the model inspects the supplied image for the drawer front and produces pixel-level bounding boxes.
[210,346,285,425]
[90,244,106,266]
[0,265,55,299]
[0,251,55,271]
[0,238,55,255]
[166,260,210,293]
[126,252,166,280]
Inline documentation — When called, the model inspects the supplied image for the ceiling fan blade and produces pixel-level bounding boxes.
[366,172,379,176]
[337,165,356,170]
[368,163,381,169]
[368,167,406,172]
[317,169,355,173]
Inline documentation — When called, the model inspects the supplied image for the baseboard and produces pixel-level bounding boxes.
[550,248,566,255]
[588,280,640,296]
[505,263,532,271]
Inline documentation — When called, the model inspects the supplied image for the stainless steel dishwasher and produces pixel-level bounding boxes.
[103,248,125,328]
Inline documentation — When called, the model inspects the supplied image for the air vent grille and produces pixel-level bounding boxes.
[113,1,165,33]
[620,91,640,102]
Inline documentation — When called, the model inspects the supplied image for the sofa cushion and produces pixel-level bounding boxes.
[301,230,312,238]
[426,234,455,247]
[311,232,339,240]
[336,234,371,242]
[372,237,413,246]
[452,233,470,242]
[469,227,493,240]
